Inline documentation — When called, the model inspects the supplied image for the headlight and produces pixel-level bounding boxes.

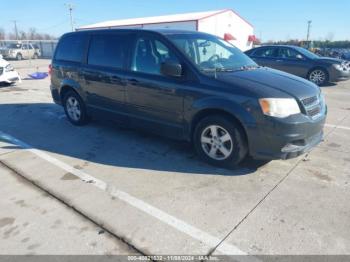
[5,64,14,72]
[333,64,344,71]
[259,98,301,118]
[320,93,326,106]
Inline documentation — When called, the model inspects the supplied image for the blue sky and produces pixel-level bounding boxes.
[1,0,349,41]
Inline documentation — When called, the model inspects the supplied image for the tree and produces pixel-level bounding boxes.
[28,27,37,40]
[19,31,27,40]
[7,32,16,40]
[325,32,335,42]
[0,28,5,40]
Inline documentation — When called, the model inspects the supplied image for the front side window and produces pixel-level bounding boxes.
[278,48,303,59]
[88,34,126,68]
[55,34,87,62]
[131,36,179,75]
[167,33,256,72]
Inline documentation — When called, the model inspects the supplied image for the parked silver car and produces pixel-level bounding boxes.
[0,42,41,60]
[0,57,21,84]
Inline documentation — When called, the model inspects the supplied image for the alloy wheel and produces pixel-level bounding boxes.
[309,70,326,85]
[201,125,233,160]
[66,96,81,121]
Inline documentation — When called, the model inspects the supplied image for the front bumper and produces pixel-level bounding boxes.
[248,111,327,160]
[0,70,21,84]
[1,53,17,59]
[329,67,350,82]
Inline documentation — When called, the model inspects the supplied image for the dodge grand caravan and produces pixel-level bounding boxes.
[50,29,327,168]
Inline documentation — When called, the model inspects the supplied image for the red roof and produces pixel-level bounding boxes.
[224,33,236,41]
[248,35,257,42]
[78,9,253,30]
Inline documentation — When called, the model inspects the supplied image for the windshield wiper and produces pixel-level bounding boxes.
[201,65,260,73]
[201,67,235,73]
[200,67,236,78]
[239,65,260,70]
[201,65,260,78]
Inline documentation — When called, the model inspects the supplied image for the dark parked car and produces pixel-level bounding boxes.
[342,52,350,62]
[245,45,350,86]
[50,30,326,168]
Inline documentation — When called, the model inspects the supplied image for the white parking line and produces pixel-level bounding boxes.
[325,124,350,131]
[0,130,249,256]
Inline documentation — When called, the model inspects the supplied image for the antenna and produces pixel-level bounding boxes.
[65,3,75,32]
[306,20,312,49]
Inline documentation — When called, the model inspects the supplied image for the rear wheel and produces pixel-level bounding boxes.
[16,53,22,61]
[194,115,248,168]
[308,68,328,86]
[63,90,90,126]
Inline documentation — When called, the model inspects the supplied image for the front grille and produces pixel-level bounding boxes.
[301,95,323,119]
[302,96,318,107]
[307,106,321,117]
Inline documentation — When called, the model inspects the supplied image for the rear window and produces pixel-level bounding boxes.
[55,34,87,62]
[87,34,127,68]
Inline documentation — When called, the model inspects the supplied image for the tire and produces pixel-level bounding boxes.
[33,53,39,59]
[63,90,90,126]
[16,53,22,61]
[308,68,328,86]
[193,115,248,168]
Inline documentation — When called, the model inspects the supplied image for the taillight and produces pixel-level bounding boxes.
[48,64,52,76]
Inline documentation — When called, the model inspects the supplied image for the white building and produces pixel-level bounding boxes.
[78,9,256,51]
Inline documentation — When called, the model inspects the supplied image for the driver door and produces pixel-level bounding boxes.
[275,47,312,77]
[124,33,187,136]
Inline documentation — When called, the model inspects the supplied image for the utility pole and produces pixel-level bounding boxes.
[12,20,19,40]
[65,3,75,32]
[306,20,312,49]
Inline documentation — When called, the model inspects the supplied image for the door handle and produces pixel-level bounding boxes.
[127,78,139,85]
[110,76,122,83]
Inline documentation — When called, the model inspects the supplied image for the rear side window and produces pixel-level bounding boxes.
[55,34,87,62]
[253,47,277,58]
[88,34,127,68]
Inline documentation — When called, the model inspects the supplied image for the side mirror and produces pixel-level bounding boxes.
[296,54,304,60]
[160,61,182,77]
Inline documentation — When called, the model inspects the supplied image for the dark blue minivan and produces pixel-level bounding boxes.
[50,29,327,168]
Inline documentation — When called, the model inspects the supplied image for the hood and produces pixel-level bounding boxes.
[315,57,343,64]
[0,58,9,67]
[216,67,320,99]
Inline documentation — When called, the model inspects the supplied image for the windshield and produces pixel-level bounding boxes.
[166,33,257,72]
[295,47,319,59]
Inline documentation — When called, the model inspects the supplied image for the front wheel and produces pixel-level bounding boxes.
[308,68,328,86]
[63,91,90,126]
[194,115,248,168]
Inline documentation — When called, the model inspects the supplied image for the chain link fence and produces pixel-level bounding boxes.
[0,40,58,60]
